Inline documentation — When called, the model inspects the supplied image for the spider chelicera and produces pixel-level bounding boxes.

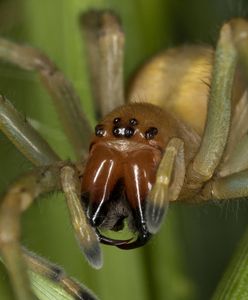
[0,9,248,300]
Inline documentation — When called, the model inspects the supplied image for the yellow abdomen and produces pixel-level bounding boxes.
[128,45,213,135]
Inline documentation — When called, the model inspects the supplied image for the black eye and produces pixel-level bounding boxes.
[112,126,122,137]
[112,126,135,138]
[113,117,121,125]
[125,126,135,138]
[129,118,138,126]
[145,127,158,139]
[95,124,105,137]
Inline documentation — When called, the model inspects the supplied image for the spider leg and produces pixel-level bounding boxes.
[146,138,185,234]
[22,247,98,300]
[231,18,248,81]
[0,38,92,159]
[217,91,248,177]
[0,95,60,166]
[190,19,248,201]
[0,163,101,300]
[80,10,125,118]
[187,21,238,186]
[0,165,61,300]
[202,169,248,201]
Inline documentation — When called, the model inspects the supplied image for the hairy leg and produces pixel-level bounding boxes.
[232,18,248,81]
[0,38,92,159]
[0,95,60,166]
[22,248,98,300]
[0,163,101,300]
[202,169,248,200]
[0,165,62,300]
[80,10,125,118]
[187,20,238,186]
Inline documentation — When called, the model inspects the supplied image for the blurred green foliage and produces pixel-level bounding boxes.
[1,0,248,300]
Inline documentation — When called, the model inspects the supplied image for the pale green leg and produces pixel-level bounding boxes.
[22,248,99,300]
[194,19,248,202]
[0,111,101,298]
[202,170,248,200]
[187,21,238,185]
[0,95,60,166]
[80,10,125,118]
[231,18,248,81]
[0,163,101,300]
[0,166,62,300]
[0,26,103,300]
[0,38,92,159]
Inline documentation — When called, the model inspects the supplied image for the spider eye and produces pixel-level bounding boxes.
[113,117,121,124]
[95,124,105,137]
[124,126,135,137]
[112,126,123,137]
[145,127,158,139]
[112,126,135,138]
[129,118,138,126]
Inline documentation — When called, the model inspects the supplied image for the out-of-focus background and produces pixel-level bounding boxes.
[1,0,248,299]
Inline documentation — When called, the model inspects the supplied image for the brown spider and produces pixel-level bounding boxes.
[0,9,248,300]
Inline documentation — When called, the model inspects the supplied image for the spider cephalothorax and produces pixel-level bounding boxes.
[81,102,198,249]
[81,103,164,248]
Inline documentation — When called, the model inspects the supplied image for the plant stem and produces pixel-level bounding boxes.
[212,227,248,300]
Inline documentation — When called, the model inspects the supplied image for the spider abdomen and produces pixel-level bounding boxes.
[128,45,213,135]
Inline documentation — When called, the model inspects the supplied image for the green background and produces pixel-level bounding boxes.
[1,0,248,299]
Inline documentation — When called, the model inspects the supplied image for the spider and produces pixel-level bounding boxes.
[0,8,248,300]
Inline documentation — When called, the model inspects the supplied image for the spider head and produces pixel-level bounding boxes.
[81,103,175,249]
